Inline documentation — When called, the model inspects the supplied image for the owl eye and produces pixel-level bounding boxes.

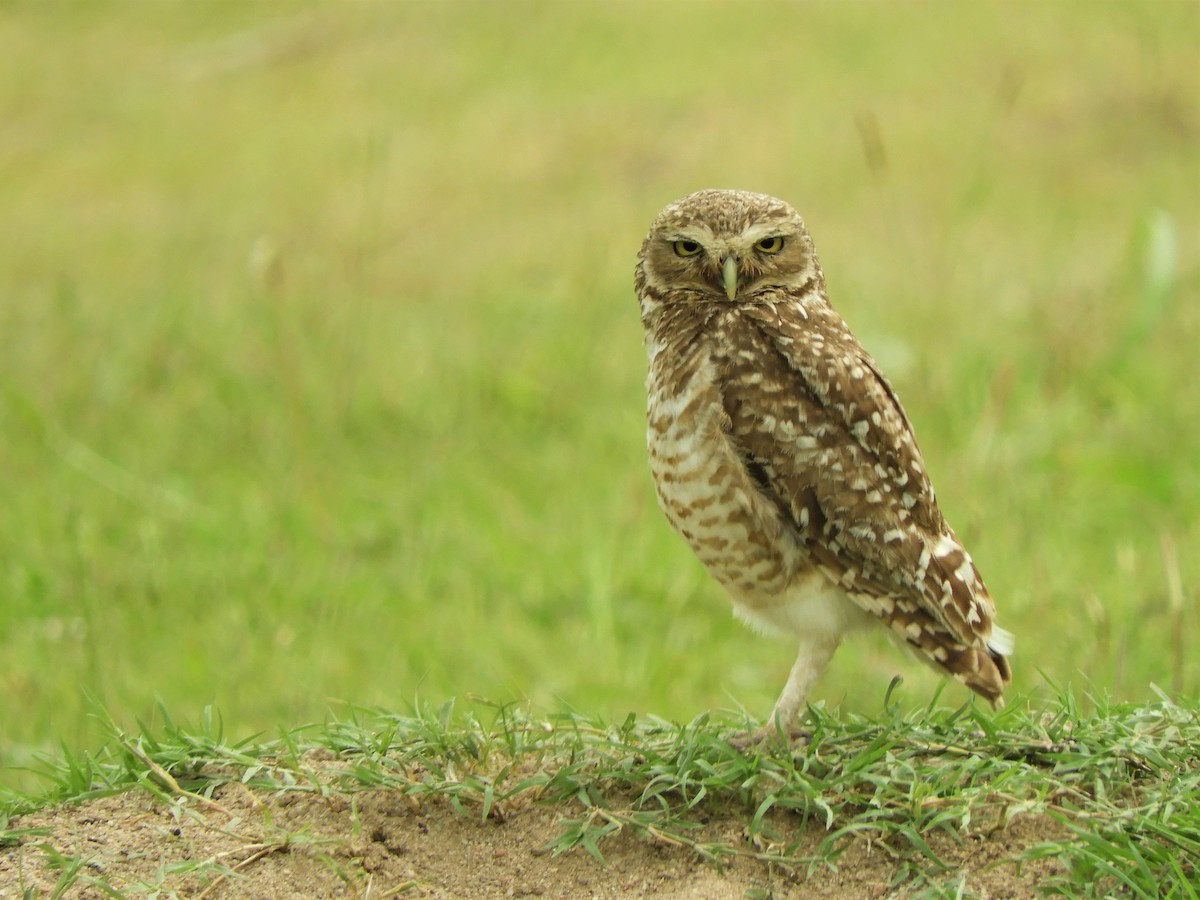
[672,240,703,257]
[755,236,784,254]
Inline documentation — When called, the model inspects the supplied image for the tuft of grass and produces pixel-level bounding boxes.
[3,692,1196,897]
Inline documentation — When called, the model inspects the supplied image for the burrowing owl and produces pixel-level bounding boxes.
[636,189,1013,732]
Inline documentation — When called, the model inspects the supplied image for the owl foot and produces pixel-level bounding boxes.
[726,721,810,752]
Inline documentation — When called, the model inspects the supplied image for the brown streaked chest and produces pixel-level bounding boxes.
[643,306,797,596]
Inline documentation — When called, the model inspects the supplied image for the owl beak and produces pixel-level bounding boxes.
[721,255,739,300]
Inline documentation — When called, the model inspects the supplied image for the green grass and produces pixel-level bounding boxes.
[1,0,1197,805]
[2,693,1196,897]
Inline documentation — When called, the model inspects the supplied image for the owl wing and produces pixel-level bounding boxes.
[723,303,1011,699]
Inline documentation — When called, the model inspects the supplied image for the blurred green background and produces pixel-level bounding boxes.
[1,1,1197,782]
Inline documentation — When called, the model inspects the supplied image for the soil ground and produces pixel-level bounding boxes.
[1,783,1069,898]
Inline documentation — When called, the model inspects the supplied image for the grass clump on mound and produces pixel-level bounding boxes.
[2,690,1196,898]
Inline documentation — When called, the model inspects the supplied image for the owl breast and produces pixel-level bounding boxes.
[644,306,878,641]
[645,320,798,600]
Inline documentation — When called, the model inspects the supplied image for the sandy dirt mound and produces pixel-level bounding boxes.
[2,782,1068,898]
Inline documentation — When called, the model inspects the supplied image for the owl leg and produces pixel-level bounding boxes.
[768,634,840,733]
[727,634,840,750]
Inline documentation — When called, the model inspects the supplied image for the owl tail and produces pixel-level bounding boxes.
[960,626,1014,708]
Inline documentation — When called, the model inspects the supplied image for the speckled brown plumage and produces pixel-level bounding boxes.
[636,189,1012,730]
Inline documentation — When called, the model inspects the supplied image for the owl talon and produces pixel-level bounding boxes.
[726,723,810,752]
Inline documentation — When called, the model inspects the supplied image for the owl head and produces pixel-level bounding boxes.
[637,189,822,306]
